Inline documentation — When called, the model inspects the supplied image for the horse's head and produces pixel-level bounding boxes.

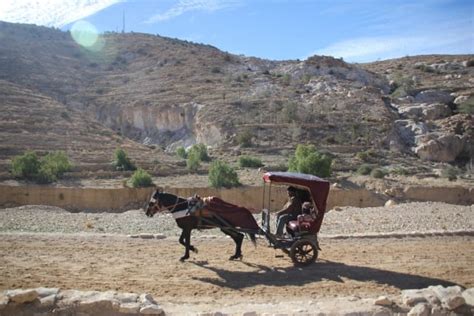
[145,189,162,217]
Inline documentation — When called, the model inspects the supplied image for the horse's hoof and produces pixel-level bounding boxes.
[180,256,189,262]
[190,246,198,253]
[229,254,242,261]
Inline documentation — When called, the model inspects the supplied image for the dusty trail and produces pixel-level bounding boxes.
[0,233,472,311]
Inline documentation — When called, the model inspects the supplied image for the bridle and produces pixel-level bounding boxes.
[146,192,188,217]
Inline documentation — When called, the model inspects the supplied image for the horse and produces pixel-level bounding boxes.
[145,190,258,262]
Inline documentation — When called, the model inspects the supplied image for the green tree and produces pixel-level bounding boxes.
[130,169,154,187]
[113,148,136,171]
[176,146,187,159]
[209,160,240,188]
[288,144,332,177]
[186,150,201,172]
[11,151,72,183]
[188,143,210,162]
[11,151,41,180]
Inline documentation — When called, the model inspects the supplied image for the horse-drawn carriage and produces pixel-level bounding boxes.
[145,171,330,266]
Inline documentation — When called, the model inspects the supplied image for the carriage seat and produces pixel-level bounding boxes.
[287,214,317,234]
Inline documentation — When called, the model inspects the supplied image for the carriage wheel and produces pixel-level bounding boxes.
[289,239,318,266]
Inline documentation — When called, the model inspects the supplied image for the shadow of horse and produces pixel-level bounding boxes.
[190,260,459,290]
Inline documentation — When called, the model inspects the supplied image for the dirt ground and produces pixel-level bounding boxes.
[0,233,473,314]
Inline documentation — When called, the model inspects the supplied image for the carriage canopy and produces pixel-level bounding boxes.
[262,171,330,232]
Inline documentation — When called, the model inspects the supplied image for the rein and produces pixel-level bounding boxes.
[159,195,188,213]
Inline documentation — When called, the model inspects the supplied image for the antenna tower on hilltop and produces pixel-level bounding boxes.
[122,10,125,33]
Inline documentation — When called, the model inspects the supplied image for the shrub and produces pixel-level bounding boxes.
[357,164,373,175]
[209,160,240,188]
[238,155,263,168]
[188,144,210,162]
[390,75,415,98]
[176,146,187,159]
[458,97,474,114]
[11,151,41,180]
[288,144,332,177]
[441,166,460,181]
[130,169,154,187]
[186,150,201,172]
[113,148,136,171]
[42,151,72,177]
[236,130,253,147]
[11,151,72,183]
[370,168,386,179]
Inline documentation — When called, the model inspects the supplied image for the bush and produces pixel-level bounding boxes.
[188,144,210,162]
[130,169,154,187]
[370,168,386,179]
[186,150,201,172]
[357,164,373,175]
[113,148,136,171]
[288,144,332,177]
[11,151,72,183]
[238,155,263,168]
[236,130,253,147]
[208,160,240,188]
[176,146,187,159]
[458,97,474,114]
[11,151,41,180]
[441,166,460,181]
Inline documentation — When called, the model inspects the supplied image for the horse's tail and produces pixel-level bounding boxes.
[248,233,257,247]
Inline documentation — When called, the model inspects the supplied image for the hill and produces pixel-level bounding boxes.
[0,21,472,184]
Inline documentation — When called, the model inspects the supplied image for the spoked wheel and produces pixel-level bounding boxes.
[289,239,318,266]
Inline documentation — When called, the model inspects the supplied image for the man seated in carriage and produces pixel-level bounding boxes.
[275,186,303,236]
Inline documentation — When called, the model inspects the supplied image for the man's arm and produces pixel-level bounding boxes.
[276,197,297,216]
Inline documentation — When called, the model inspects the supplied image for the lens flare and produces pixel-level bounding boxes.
[70,20,99,48]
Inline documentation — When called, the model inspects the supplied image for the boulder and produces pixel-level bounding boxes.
[39,294,57,308]
[415,134,465,162]
[7,289,38,304]
[391,119,429,149]
[36,287,59,298]
[462,288,474,306]
[140,304,164,315]
[422,103,451,120]
[401,288,440,306]
[414,90,454,104]
[385,199,397,207]
[408,303,430,316]
[454,95,469,106]
[118,302,141,313]
[399,103,451,121]
[374,296,393,306]
[0,293,8,310]
[429,285,466,310]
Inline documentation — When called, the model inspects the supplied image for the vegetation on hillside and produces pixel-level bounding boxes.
[130,169,154,187]
[209,160,240,188]
[113,148,136,171]
[288,144,332,178]
[11,151,72,183]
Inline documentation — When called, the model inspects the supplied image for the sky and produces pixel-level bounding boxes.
[0,0,473,62]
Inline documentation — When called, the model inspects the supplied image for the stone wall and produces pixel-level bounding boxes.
[0,184,472,213]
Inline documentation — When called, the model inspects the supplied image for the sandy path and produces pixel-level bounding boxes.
[0,233,472,313]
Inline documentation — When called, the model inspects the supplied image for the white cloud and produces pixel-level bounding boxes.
[0,0,122,27]
[312,24,474,63]
[145,0,240,23]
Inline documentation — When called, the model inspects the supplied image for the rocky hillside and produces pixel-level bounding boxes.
[0,21,472,181]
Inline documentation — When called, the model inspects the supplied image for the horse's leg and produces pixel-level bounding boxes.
[221,228,244,260]
[179,229,198,254]
[180,228,191,262]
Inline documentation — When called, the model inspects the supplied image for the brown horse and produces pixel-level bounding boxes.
[145,191,258,262]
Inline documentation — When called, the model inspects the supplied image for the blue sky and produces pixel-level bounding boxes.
[1,0,473,62]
